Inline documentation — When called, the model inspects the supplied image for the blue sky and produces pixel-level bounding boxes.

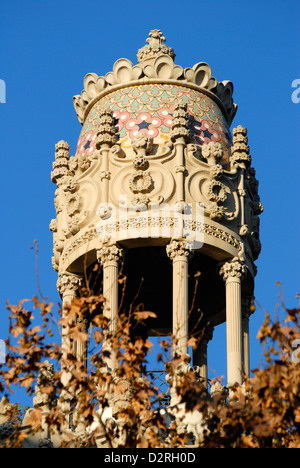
[0,0,299,405]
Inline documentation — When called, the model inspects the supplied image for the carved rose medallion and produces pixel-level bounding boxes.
[129,170,153,194]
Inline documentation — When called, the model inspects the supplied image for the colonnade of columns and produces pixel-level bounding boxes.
[57,242,254,389]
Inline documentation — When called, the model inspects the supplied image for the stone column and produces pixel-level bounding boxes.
[57,272,82,363]
[57,272,82,429]
[242,295,254,377]
[76,314,89,369]
[220,258,246,387]
[166,240,193,357]
[97,242,124,369]
[193,325,214,388]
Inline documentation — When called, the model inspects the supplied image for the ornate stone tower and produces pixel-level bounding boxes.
[51,29,262,390]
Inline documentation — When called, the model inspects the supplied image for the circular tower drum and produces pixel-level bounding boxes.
[51,30,263,387]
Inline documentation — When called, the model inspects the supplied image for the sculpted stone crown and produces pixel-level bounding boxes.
[73,30,237,126]
[136,29,176,63]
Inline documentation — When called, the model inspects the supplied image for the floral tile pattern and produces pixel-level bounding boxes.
[76,84,232,159]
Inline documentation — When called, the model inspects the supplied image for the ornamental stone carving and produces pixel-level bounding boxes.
[132,132,153,156]
[51,140,71,188]
[170,102,192,142]
[231,126,251,168]
[33,361,55,409]
[209,164,224,180]
[73,31,237,126]
[95,110,117,148]
[206,180,227,203]
[201,141,223,165]
[57,273,82,296]
[69,153,91,175]
[219,257,247,281]
[66,192,81,217]
[131,133,153,170]
[137,29,175,64]
[129,170,153,194]
[97,243,124,265]
[166,239,194,261]
[105,58,143,87]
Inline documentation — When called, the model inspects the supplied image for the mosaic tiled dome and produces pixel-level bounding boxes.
[73,29,237,163]
[76,84,233,161]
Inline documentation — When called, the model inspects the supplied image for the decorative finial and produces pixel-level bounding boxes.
[137,29,176,64]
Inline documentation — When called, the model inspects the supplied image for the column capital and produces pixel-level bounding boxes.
[166,239,194,261]
[57,272,82,296]
[219,257,247,282]
[97,242,124,265]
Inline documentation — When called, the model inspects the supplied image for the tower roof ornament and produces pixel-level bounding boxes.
[137,29,176,64]
[73,29,237,127]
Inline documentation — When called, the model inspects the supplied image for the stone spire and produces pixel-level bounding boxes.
[137,29,176,64]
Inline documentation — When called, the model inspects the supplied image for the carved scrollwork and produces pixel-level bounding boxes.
[184,62,217,90]
[110,162,175,207]
[131,195,151,211]
[215,81,237,126]
[83,73,107,101]
[105,58,143,86]
[143,54,184,80]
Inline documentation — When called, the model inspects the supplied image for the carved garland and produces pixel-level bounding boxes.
[129,171,153,194]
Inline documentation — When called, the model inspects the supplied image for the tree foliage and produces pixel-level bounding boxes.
[0,288,299,448]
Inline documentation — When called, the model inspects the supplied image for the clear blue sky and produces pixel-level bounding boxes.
[0,0,299,405]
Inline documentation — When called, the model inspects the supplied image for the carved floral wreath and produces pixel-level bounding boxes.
[129,170,153,194]
[207,180,227,203]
